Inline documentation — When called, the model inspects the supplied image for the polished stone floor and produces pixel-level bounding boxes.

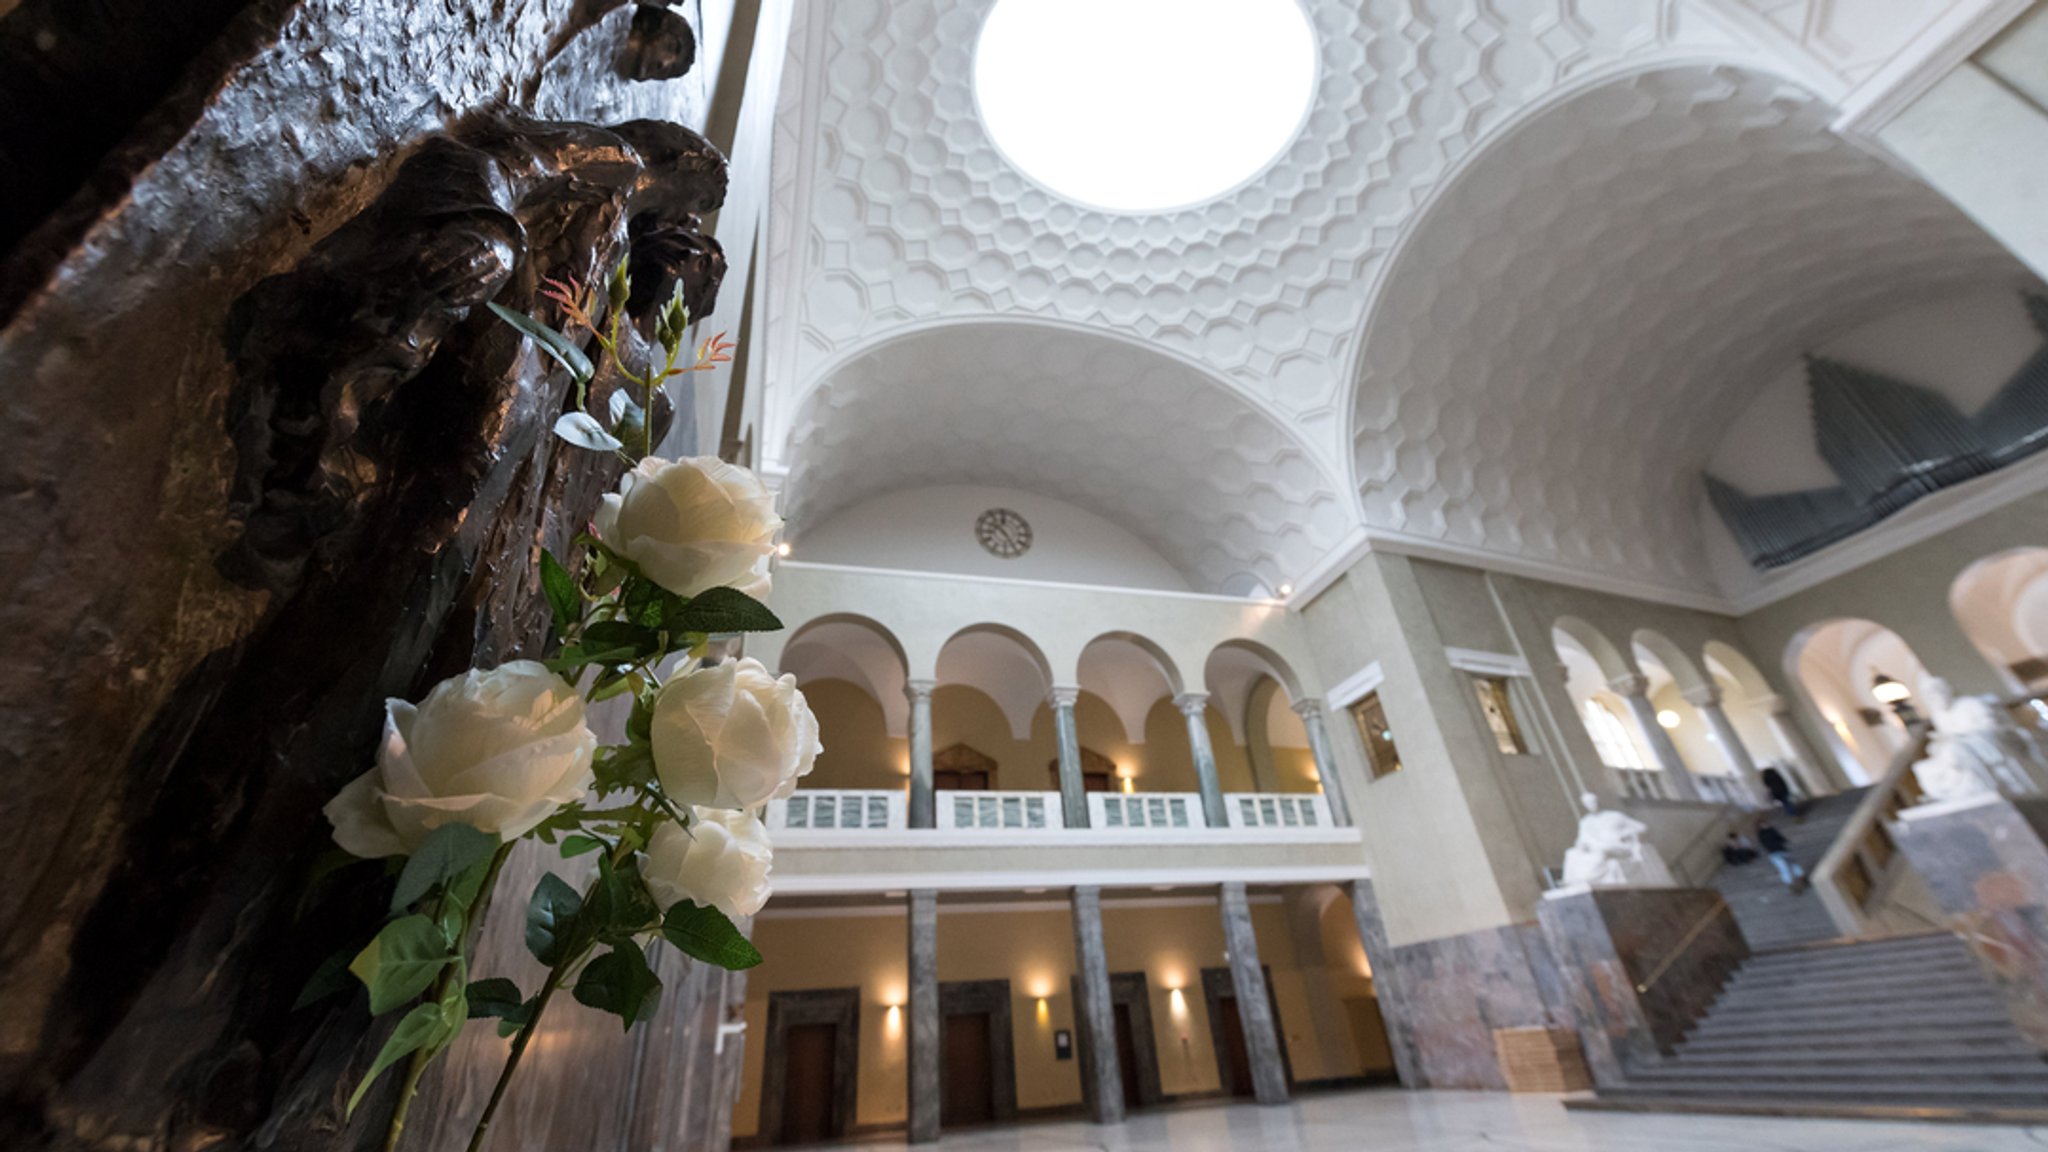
[809,1091,2048,1151]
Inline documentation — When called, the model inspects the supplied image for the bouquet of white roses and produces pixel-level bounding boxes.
[304,266,815,1152]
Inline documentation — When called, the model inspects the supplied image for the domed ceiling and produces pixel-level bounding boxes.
[762,0,2032,602]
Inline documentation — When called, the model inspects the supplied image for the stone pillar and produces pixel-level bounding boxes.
[1343,880,1420,1087]
[1684,686,1765,805]
[1761,694,1830,797]
[1177,692,1228,827]
[1070,886,1124,1124]
[907,889,940,1143]
[1612,674,1702,802]
[1052,686,1089,829]
[906,678,936,829]
[1218,882,1290,1104]
[1293,699,1352,826]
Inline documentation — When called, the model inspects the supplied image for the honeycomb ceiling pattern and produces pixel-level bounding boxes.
[781,324,1351,593]
[1351,65,2025,596]
[764,0,1724,456]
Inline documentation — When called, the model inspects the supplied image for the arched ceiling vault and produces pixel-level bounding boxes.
[1348,64,2028,599]
[780,322,1350,594]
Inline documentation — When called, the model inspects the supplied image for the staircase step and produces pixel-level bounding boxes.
[1679,1024,2034,1055]
[1727,951,1978,987]
[1704,981,2004,1014]
[1601,1078,2048,1102]
[1628,1058,2048,1084]
[1669,1040,2045,1066]
[1688,1002,2018,1038]
[1737,933,1962,966]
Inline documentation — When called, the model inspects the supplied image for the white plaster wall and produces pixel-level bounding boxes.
[786,484,1194,591]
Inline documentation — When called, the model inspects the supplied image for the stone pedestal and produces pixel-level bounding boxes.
[1893,793,2048,1050]
[1535,886,1748,1086]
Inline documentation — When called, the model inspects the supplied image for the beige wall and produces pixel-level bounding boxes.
[733,894,1383,1137]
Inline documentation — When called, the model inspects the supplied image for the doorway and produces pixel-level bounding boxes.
[1201,966,1292,1098]
[938,979,1017,1130]
[935,743,996,791]
[1071,970,1164,1111]
[761,988,860,1145]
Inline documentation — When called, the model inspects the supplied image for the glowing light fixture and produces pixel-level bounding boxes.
[974,0,1317,212]
[1871,674,1911,704]
[1168,988,1189,1018]
[1277,583,1294,597]
[1657,709,1681,730]
[775,541,792,558]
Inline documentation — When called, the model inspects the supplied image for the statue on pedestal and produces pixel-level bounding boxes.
[1561,792,1676,888]
[1912,676,2048,802]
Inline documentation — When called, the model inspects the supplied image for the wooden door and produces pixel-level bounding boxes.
[942,1012,996,1127]
[780,1022,838,1144]
[1215,996,1255,1098]
[1112,1002,1143,1109]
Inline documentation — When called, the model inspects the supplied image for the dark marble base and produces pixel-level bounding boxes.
[1536,887,1746,1085]
[1379,921,1569,1090]
[1893,794,2048,1050]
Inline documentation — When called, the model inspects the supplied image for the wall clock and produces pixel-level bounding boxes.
[975,508,1032,558]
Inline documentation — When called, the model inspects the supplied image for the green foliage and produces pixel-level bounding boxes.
[390,824,499,915]
[525,874,585,967]
[347,965,467,1116]
[673,586,782,635]
[294,946,357,1011]
[559,834,605,858]
[465,977,527,1022]
[574,943,663,1030]
[539,549,580,642]
[350,915,453,1016]
[488,302,594,384]
[593,743,656,798]
[585,853,662,943]
[661,901,763,971]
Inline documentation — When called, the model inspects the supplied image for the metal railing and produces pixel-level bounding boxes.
[1813,723,1929,936]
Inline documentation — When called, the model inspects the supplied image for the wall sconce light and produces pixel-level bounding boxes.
[1871,674,1910,704]
[1035,997,1051,1026]
[1167,988,1188,1019]
[884,1003,903,1039]
[1656,709,1681,729]
[775,541,793,558]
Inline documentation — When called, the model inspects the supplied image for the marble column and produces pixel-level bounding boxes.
[907,889,940,1143]
[1070,886,1124,1125]
[906,678,936,829]
[1177,692,1228,827]
[1611,674,1702,802]
[1761,694,1830,796]
[1293,699,1352,826]
[1052,686,1089,829]
[1219,882,1290,1105]
[1343,880,1420,1087]
[1684,686,1765,805]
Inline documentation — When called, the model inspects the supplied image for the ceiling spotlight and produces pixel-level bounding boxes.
[1656,709,1681,729]
[1277,583,1294,597]
[775,541,792,557]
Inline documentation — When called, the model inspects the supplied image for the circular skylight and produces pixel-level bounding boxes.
[974,0,1318,213]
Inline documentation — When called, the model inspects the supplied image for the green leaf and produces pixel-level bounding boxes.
[465,977,527,1021]
[572,943,663,1030]
[673,586,782,634]
[585,853,661,942]
[540,549,580,640]
[347,1000,455,1116]
[526,873,585,966]
[583,620,660,659]
[661,901,763,970]
[560,834,605,858]
[529,802,588,846]
[593,743,656,796]
[350,915,453,1015]
[588,671,638,704]
[488,301,595,383]
[293,946,357,1011]
[390,823,499,914]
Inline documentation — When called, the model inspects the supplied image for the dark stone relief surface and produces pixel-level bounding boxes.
[1537,888,1746,1085]
[1894,796,2048,1050]
[1380,921,1563,1090]
[0,1,737,1148]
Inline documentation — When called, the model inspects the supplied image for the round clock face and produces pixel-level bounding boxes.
[975,508,1032,558]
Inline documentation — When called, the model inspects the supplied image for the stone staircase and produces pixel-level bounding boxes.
[1588,933,2048,1118]
[1709,787,1867,950]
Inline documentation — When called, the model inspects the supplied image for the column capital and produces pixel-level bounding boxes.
[1174,691,1210,717]
[1681,684,1723,709]
[1608,673,1650,699]
[1049,685,1082,709]
[904,678,937,702]
[1290,698,1326,721]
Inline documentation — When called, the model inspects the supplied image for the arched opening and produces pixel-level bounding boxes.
[1077,632,1187,795]
[934,625,1055,794]
[1703,640,1820,797]
[1786,618,1932,784]
[779,615,912,792]
[1552,620,1657,783]
[1631,631,1718,784]
[1204,641,1320,797]
[1950,547,2048,692]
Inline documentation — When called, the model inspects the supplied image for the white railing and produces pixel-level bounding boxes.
[1090,792,1200,830]
[1613,768,1755,808]
[936,790,1064,830]
[1224,792,1332,829]
[766,789,905,832]
[1614,767,1671,800]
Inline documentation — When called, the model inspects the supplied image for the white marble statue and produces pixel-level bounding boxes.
[1911,676,2048,802]
[1561,792,1676,888]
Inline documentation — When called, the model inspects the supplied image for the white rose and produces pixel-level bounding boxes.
[642,809,773,920]
[593,456,782,599]
[324,661,598,858]
[651,658,820,810]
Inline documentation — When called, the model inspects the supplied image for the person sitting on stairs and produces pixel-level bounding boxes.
[1755,819,1807,893]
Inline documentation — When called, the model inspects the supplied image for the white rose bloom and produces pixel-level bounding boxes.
[642,809,773,920]
[651,658,820,810]
[324,661,598,858]
[593,456,782,599]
